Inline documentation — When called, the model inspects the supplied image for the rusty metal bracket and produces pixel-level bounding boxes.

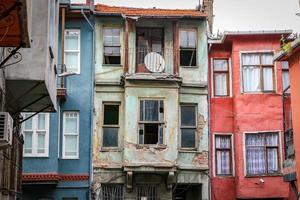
[18,104,52,124]
[12,94,48,115]
[126,171,133,191]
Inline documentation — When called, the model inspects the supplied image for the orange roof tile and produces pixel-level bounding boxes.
[95,4,207,18]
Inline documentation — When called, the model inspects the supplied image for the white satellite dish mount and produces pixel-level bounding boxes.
[144,52,165,73]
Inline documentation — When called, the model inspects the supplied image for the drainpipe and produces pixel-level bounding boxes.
[80,8,95,200]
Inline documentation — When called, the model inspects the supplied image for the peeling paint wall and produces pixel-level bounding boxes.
[93,16,209,199]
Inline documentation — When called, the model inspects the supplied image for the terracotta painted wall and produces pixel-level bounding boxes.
[288,49,300,189]
[210,36,290,200]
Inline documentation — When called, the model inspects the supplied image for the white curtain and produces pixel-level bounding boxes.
[216,136,231,175]
[215,74,227,96]
[246,133,278,175]
[243,66,260,92]
[282,71,290,91]
[246,134,266,174]
[261,53,273,65]
[263,67,273,91]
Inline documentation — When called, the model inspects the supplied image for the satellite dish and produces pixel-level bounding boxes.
[144,52,165,73]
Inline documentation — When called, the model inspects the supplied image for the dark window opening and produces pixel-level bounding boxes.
[180,105,197,148]
[173,184,202,200]
[103,28,121,65]
[180,29,197,67]
[102,104,119,147]
[139,100,164,145]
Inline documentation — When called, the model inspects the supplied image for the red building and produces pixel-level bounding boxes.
[209,31,292,200]
[275,37,300,197]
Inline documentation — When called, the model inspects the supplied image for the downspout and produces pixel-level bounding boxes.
[80,8,95,200]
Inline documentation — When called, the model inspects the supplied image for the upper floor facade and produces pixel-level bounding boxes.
[208,31,292,199]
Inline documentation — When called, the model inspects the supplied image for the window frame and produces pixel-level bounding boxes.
[22,113,50,157]
[62,111,80,159]
[103,27,122,66]
[180,104,197,150]
[138,99,165,146]
[212,58,231,97]
[179,28,197,67]
[282,61,290,92]
[64,29,81,74]
[101,102,120,149]
[244,131,281,176]
[214,134,233,176]
[241,52,276,93]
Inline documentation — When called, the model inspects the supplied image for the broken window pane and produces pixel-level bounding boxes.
[104,105,119,125]
[180,49,196,66]
[181,105,196,126]
[139,100,164,145]
[144,124,159,144]
[173,184,202,200]
[103,28,121,65]
[181,129,196,148]
[103,128,118,147]
[180,29,197,67]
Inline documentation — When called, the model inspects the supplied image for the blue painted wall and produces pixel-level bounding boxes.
[22,15,94,200]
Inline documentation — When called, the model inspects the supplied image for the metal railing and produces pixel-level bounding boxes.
[128,47,173,73]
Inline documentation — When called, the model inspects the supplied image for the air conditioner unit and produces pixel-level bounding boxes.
[0,112,13,147]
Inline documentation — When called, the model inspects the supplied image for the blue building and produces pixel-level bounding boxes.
[21,1,94,199]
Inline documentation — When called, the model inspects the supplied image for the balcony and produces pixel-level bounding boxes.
[4,0,57,113]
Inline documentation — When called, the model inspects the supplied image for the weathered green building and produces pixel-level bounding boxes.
[92,3,211,199]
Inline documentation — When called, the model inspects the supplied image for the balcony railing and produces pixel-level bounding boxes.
[129,47,173,73]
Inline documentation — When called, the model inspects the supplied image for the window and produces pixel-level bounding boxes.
[213,59,230,96]
[103,28,121,65]
[241,53,274,92]
[137,185,158,200]
[245,132,279,175]
[139,100,164,145]
[99,184,124,200]
[215,135,232,176]
[65,29,80,73]
[282,61,290,92]
[180,105,197,148]
[136,28,164,72]
[63,112,79,159]
[102,104,119,148]
[180,29,197,66]
[22,113,49,157]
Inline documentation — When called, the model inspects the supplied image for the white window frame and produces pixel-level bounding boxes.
[212,133,235,177]
[102,27,122,66]
[64,29,81,74]
[243,130,282,176]
[211,58,232,97]
[62,111,80,159]
[22,113,50,157]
